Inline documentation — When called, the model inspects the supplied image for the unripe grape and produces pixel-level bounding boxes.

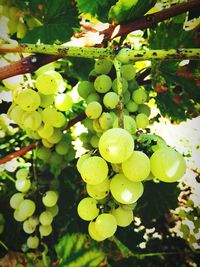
[90,135,99,148]
[22,111,42,130]
[46,205,59,217]
[41,107,58,126]
[95,213,117,239]
[113,115,136,134]
[86,93,101,104]
[112,78,128,93]
[55,141,69,155]
[94,59,112,75]
[88,221,105,241]
[37,123,54,139]
[94,75,112,93]
[46,129,62,144]
[37,147,51,161]
[136,113,149,129]
[16,168,29,180]
[42,191,58,207]
[77,197,99,221]
[23,220,36,234]
[39,224,52,236]
[16,22,27,39]
[18,199,36,219]
[103,92,119,109]
[15,178,31,193]
[121,64,136,81]
[39,93,54,108]
[138,104,151,117]
[76,154,91,173]
[27,236,39,249]
[111,206,133,227]
[39,211,53,225]
[116,48,132,64]
[132,87,147,104]
[55,93,73,111]
[126,100,138,112]
[18,89,40,112]
[78,81,95,98]
[10,193,24,209]
[99,112,113,130]
[85,101,102,119]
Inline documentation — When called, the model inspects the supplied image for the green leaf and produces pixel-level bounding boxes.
[55,233,105,267]
[108,0,156,24]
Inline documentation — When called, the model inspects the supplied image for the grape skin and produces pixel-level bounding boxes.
[77,197,99,221]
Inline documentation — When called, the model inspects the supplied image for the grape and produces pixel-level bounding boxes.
[35,62,55,76]
[53,112,66,128]
[110,173,144,204]
[77,154,90,173]
[138,104,151,117]
[27,236,39,249]
[150,147,187,182]
[94,59,112,75]
[77,197,99,221]
[86,92,101,104]
[103,92,119,109]
[23,220,36,234]
[41,107,58,126]
[128,79,139,91]
[22,111,42,130]
[16,22,27,39]
[82,118,95,133]
[116,48,132,64]
[16,168,29,180]
[93,119,103,133]
[112,78,128,93]
[99,112,113,130]
[8,7,19,20]
[39,224,52,237]
[95,213,117,238]
[13,209,27,222]
[132,87,147,104]
[26,130,41,140]
[88,221,105,241]
[78,81,95,98]
[39,93,54,108]
[90,135,99,148]
[80,156,108,185]
[18,199,36,219]
[55,141,69,155]
[46,129,62,144]
[42,138,54,148]
[85,101,102,119]
[39,211,53,225]
[121,64,136,81]
[136,113,149,129]
[94,75,112,93]
[113,115,136,134]
[49,152,63,165]
[18,89,40,112]
[47,205,59,217]
[37,147,51,161]
[15,178,31,192]
[98,128,134,164]
[86,178,110,200]
[123,91,131,105]
[122,151,150,182]
[42,191,58,207]
[10,193,24,209]
[2,75,24,91]
[35,70,64,95]
[111,206,133,227]
[55,93,73,111]
[28,216,39,227]
[126,100,138,112]
[37,123,54,139]
[8,104,24,125]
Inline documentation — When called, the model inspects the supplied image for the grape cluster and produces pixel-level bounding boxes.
[76,56,187,241]
[9,168,59,249]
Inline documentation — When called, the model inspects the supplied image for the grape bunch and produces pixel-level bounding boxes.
[76,54,187,241]
[9,168,59,249]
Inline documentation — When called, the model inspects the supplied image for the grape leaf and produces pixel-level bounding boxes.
[108,0,157,24]
[55,233,105,267]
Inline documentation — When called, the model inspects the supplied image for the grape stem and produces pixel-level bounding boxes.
[2,172,15,183]
[0,240,8,251]
[113,58,124,128]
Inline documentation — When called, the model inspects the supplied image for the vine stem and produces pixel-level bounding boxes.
[0,240,8,251]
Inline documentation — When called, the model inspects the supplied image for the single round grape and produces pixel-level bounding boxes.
[13,209,27,222]
[35,62,55,76]
[15,178,31,193]
[16,168,29,180]
[37,147,51,161]
[110,173,144,204]
[46,129,62,144]
[78,81,95,98]
[94,59,112,75]
[42,191,58,207]
[126,100,138,112]
[93,119,103,133]
[150,147,187,182]
[138,104,151,117]
[39,211,53,225]
[23,220,36,234]
[99,112,113,130]
[35,70,64,95]
[41,107,58,126]
[123,90,131,105]
[95,213,117,239]
[22,111,42,131]
[37,123,54,139]
[39,93,54,108]
[116,48,132,64]
[27,236,39,249]
[122,151,150,182]
[103,92,119,109]
[94,75,112,93]
[77,197,99,221]
[88,221,105,241]
[8,104,24,125]
[28,216,39,227]
[10,193,24,209]
[76,154,91,173]
[55,93,73,111]
[80,156,108,185]
[86,178,110,200]
[85,101,102,119]
[111,206,133,227]
[98,128,134,164]
[86,92,101,104]
[26,130,41,140]
[112,78,128,93]
[136,113,149,129]
[121,64,136,81]
[18,199,36,219]
[90,135,99,148]
[18,89,40,111]
[132,87,147,104]
[113,115,136,134]
[53,112,66,128]
[39,224,52,237]
[55,141,69,155]
[128,79,139,91]
[42,138,54,148]
[47,205,59,217]
[16,22,27,39]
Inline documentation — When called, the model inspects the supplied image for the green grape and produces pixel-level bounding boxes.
[23,220,36,234]
[37,147,51,161]
[77,197,99,221]
[18,199,36,219]
[132,87,147,104]
[46,129,62,144]
[37,123,54,139]
[128,79,139,92]
[42,138,54,148]
[111,206,133,227]
[80,156,108,185]
[110,173,144,204]
[49,152,63,165]
[10,193,24,209]
[39,211,53,225]
[14,209,27,222]
[88,221,105,241]
[15,178,31,192]
[121,64,136,81]
[95,213,117,238]
[113,115,136,134]
[2,75,24,91]
[46,205,59,217]
[122,151,150,182]
[138,104,151,117]
[41,107,58,126]
[126,100,138,112]
[79,132,91,143]
[86,178,110,200]
[18,89,40,112]
[42,191,58,207]
[77,154,91,173]
[35,70,64,95]
[35,62,55,76]
[85,101,102,119]
[99,112,113,130]
[93,119,103,133]
[86,92,101,104]
[53,112,66,128]
[103,92,119,109]
[27,236,39,249]
[78,81,95,98]
[16,168,29,180]
[39,93,54,108]
[150,147,187,182]
[94,74,112,93]
[90,135,99,148]
[16,22,27,39]
[8,19,17,34]
[55,93,73,111]
[28,216,39,227]
[26,17,42,30]
[123,91,131,105]
[8,104,24,125]
[112,78,128,93]
[98,128,134,164]
[94,59,112,75]
[22,111,42,130]
[55,141,69,155]
[39,224,52,237]
[8,6,19,20]
[82,118,95,132]
[136,113,149,129]
[116,48,132,64]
